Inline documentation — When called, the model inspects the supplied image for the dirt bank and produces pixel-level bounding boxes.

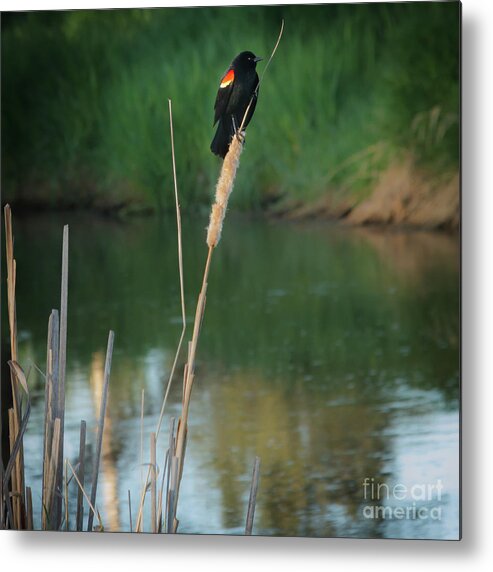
[274,156,459,232]
[6,157,460,231]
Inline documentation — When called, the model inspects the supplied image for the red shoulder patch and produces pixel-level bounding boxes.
[220,69,234,88]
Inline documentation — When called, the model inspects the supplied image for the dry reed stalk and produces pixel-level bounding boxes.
[26,486,33,530]
[156,447,167,532]
[140,388,144,490]
[168,245,212,530]
[157,416,175,532]
[87,330,114,531]
[166,156,235,527]
[238,19,284,135]
[7,409,16,521]
[245,456,261,535]
[166,22,283,532]
[135,426,178,536]
[150,432,157,533]
[66,459,103,531]
[76,420,86,531]
[168,455,180,533]
[1,210,116,532]
[42,310,60,529]
[134,464,152,532]
[131,98,187,533]
[4,368,31,531]
[3,204,26,529]
[2,363,31,531]
[134,387,149,532]
[4,206,17,363]
[128,489,133,532]
[165,418,177,533]
[43,417,61,529]
[64,459,69,530]
[154,99,187,442]
[40,224,68,529]
[0,460,4,528]
[53,225,69,528]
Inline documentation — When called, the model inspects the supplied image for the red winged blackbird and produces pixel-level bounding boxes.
[211,51,262,158]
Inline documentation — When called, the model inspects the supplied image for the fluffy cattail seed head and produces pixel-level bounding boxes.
[206,135,244,248]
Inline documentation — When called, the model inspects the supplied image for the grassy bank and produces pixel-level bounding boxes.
[2,3,460,216]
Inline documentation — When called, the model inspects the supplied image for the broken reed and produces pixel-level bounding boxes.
[1,206,114,532]
[3,204,26,529]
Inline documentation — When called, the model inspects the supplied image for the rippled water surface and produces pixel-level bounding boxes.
[4,214,460,538]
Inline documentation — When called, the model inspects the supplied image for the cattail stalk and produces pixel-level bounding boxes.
[166,20,284,533]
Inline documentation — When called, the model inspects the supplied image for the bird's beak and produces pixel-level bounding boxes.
[254,56,263,63]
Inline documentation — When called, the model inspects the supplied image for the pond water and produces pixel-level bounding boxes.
[3,213,460,538]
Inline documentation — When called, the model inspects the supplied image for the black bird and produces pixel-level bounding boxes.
[210,51,262,158]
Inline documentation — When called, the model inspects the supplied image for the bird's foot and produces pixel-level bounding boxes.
[231,117,246,145]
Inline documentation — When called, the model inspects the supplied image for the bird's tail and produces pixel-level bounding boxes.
[210,120,233,159]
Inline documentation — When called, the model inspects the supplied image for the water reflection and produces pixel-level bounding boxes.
[2,214,459,538]
[89,351,119,531]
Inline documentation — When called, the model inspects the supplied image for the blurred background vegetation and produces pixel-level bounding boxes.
[1,3,460,215]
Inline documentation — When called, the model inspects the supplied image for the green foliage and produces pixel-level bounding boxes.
[1,3,460,212]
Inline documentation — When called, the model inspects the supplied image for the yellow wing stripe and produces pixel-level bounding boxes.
[220,69,235,88]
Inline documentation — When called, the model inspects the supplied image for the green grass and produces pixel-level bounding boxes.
[1,3,460,213]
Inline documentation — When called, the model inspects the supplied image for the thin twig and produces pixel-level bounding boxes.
[128,489,133,532]
[66,459,103,531]
[155,99,187,441]
[42,310,59,530]
[238,19,285,134]
[45,418,61,530]
[76,420,86,531]
[4,362,31,530]
[245,456,261,535]
[54,225,69,529]
[140,388,144,490]
[164,417,176,532]
[64,459,69,531]
[26,487,33,530]
[150,432,157,533]
[135,464,152,532]
[87,331,114,531]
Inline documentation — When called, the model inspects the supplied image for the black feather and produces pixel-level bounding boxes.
[211,51,261,159]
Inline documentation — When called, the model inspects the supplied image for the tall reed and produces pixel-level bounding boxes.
[3,205,27,529]
[159,21,283,533]
[1,207,114,532]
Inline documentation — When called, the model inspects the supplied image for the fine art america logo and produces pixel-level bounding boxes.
[362,477,443,521]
